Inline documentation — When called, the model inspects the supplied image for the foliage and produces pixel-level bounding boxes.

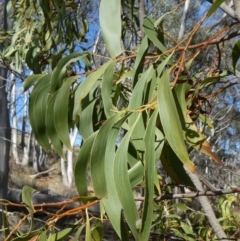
[1,0,240,240]
[0,0,88,73]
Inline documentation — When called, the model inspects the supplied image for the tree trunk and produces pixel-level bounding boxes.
[11,77,20,164]
[61,128,78,187]
[138,0,146,39]
[33,139,48,172]
[233,0,240,20]
[178,0,190,41]
[20,91,28,150]
[21,130,31,165]
[0,0,11,228]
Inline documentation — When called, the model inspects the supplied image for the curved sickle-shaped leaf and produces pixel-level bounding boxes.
[114,114,141,240]
[102,116,130,240]
[102,61,118,118]
[158,70,195,172]
[128,67,154,152]
[143,18,167,53]
[99,0,122,58]
[46,92,65,159]
[91,113,126,198]
[75,132,98,196]
[24,74,46,91]
[29,74,51,150]
[133,36,149,86]
[79,99,97,141]
[140,109,158,241]
[51,52,87,93]
[54,77,76,150]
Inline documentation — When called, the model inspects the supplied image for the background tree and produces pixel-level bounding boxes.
[0,0,11,228]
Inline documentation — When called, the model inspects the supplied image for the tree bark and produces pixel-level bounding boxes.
[233,0,240,20]
[11,77,20,164]
[0,0,11,228]
[178,0,190,41]
[138,0,146,39]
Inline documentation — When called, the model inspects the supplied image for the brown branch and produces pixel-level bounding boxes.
[176,28,240,53]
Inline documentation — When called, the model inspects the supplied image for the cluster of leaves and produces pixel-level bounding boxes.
[2,0,240,240]
[0,0,88,73]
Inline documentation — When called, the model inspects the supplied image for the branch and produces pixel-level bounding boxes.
[29,167,56,178]
[154,187,240,202]
[184,167,228,240]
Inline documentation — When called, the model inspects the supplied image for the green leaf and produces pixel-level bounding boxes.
[181,222,194,234]
[51,52,87,93]
[24,74,46,91]
[25,47,41,74]
[79,99,97,141]
[132,36,149,86]
[160,142,194,187]
[140,109,158,241]
[72,225,85,241]
[2,206,10,238]
[54,77,76,150]
[102,115,130,240]
[91,220,104,241]
[21,186,37,236]
[73,60,113,119]
[47,227,75,241]
[128,161,144,187]
[143,17,167,53]
[172,203,188,211]
[91,112,126,198]
[158,70,195,172]
[22,186,37,212]
[114,114,141,240]
[29,75,51,150]
[85,209,91,241]
[75,132,98,196]
[102,61,117,118]
[46,92,65,159]
[207,0,226,17]
[232,40,240,72]
[38,230,48,241]
[128,67,154,152]
[99,0,122,58]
